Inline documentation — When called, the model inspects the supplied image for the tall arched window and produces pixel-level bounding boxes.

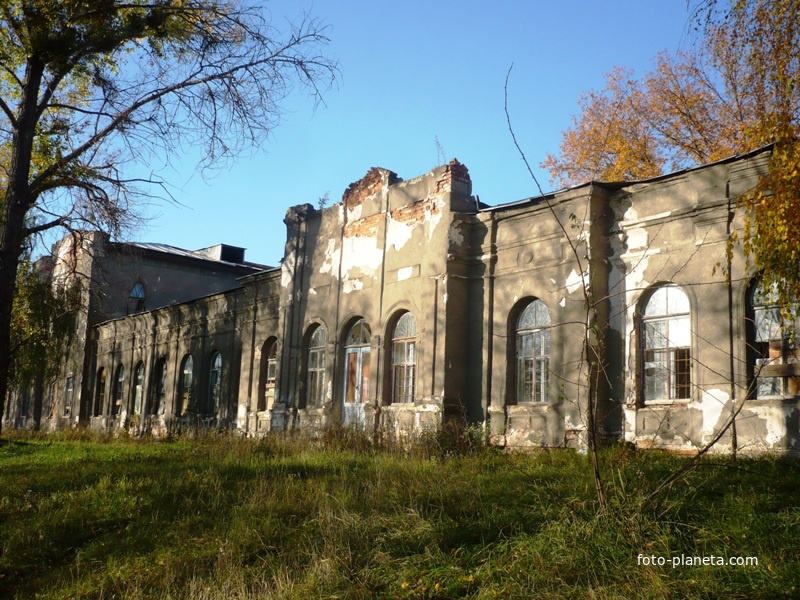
[178,355,193,416]
[258,340,278,411]
[344,320,371,405]
[208,351,222,415]
[47,381,57,420]
[151,357,167,415]
[307,326,327,407]
[133,362,145,415]
[94,368,106,417]
[391,312,417,404]
[112,365,126,416]
[641,284,691,402]
[129,282,146,313]
[747,280,800,398]
[516,299,551,403]
[64,376,74,417]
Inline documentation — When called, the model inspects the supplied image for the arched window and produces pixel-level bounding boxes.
[112,365,126,416]
[516,299,551,403]
[391,312,417,404]
[306,326,327,407]
[747,281,800,398]
[47,381,57,420]
[258,340,278,411]
[94,367,106,417]
[151,357,167,415]
[178,355,193,416]
[133,362,145,416]
[641,284,691,402]
[129,282,146,313]
[344,319,371,404]
[208,351,222,415]
[64,376,74,417]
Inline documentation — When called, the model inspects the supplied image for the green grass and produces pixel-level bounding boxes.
[0,429,798,599]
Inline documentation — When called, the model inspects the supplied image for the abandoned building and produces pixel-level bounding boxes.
[4,146,799,455]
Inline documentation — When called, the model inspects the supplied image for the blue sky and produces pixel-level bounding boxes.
[135,1,700,266]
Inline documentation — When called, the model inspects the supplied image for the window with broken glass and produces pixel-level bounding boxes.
[259,340,278,411]
[151,358,167,415]
[64,376,74,417]
[307,326,327,407]
[748,281,800,398]
[641,285,691,402]
[129,282,146,313]
[208,352,222,415]
[391,312,417,403]
[94,368,106,417]
[516,299,550,403]
[344,320,371,405]
[133,362,145,416]
[178,355,193,416]
[112,365,126,416]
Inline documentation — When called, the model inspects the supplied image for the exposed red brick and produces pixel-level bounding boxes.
[436,159,471,193]
[342,167,399,209]
[344,212,384,238]
[390,197,440,226]
[446,158,470,182]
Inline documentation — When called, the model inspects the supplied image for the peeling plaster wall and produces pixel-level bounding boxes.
[609,150,799,455]
[277,160,477,437]
[89,286,248,435]
[19,148,800,456]
[479,187,594,449]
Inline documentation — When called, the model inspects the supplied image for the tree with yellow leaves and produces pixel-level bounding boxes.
[543,0,799,304]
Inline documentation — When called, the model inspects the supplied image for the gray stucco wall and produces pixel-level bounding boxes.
[11,148,799,456]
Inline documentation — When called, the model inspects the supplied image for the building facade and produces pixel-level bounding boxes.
[6,148,800,455]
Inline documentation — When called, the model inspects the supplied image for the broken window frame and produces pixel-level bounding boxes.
[112,364,125,416]
[258,339,278,412]
[641,284,692,403]
[133,362,145,416]
[208,351,222,416]
[747,280,800,399]
[129,282,146,314]
[94,367,106,417]
[64,375,74,417]
[344,319,371,405]
[46,381,57,420]
[265,344,277,410]
[151,357,167,415]
[515,299,551,404]
[391,312,417,404]
[178,354,193,416]
[306,326,327,408]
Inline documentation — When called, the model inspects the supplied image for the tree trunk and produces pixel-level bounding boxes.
[0,57,46,435]
[0,190,30,435]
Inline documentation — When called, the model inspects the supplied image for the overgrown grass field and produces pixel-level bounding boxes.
[0,429,798,599]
